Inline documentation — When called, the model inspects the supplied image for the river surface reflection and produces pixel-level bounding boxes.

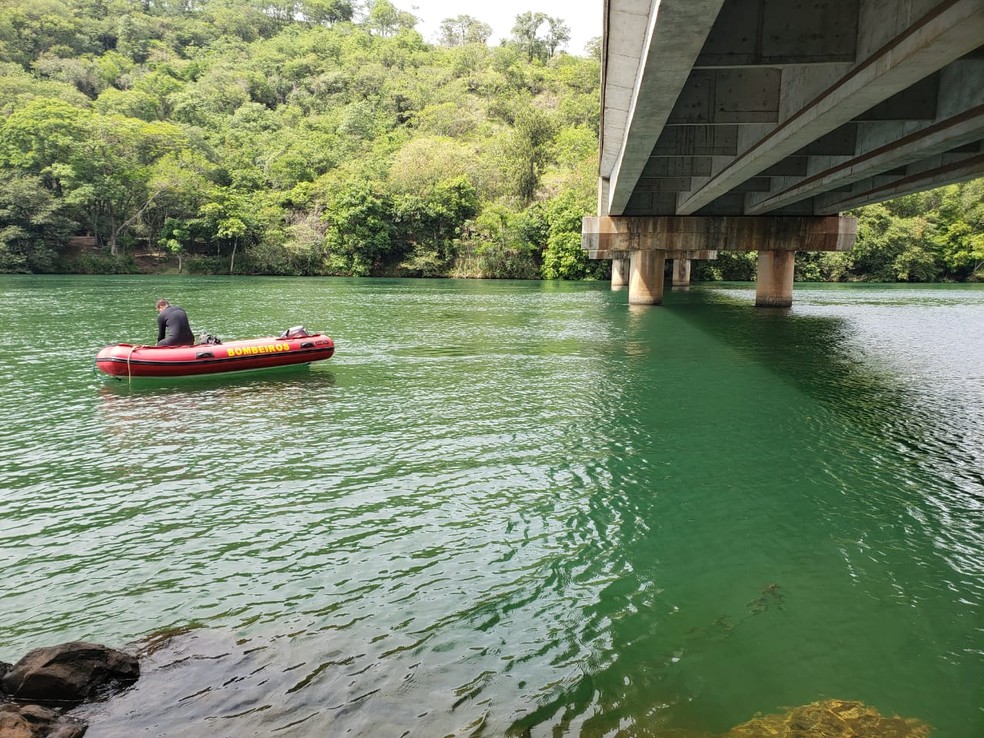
[0,276,981,737]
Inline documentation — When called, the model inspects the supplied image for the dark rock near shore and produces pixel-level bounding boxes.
[0,707,31,738]
[1,642,139,738]
[0,704,86,738]
[1,643,138,706]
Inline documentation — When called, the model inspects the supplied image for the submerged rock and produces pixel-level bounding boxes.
[724,699,931,737]
[1,642,138,706]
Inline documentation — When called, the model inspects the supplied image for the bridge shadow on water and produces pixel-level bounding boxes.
[501,283,980,737]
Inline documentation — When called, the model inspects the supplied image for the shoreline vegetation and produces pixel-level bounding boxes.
[0,1,981,283]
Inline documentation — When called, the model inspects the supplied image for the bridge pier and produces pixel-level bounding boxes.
[583,215,855,307]
[629,250,665,305]
[672,258,691,288]
[611,256,629,289]
[589,0,981,311]
[755,251,796,308]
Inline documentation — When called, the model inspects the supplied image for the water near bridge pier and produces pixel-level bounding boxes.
[1,275,982,737]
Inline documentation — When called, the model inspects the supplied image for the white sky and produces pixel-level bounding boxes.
[403,1,603,55]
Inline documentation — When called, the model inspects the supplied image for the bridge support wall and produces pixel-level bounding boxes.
[629,250,665,305]
[611,256,629,288]
[583,215,856,306]
[672,259,691,288]
[755,251,796,308]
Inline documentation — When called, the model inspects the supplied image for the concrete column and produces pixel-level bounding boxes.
[672,258,691,288]
[755,250,795,307]
[611,257,629,288]
[628,250,665,305]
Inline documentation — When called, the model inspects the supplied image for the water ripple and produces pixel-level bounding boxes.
[1,278,982,736]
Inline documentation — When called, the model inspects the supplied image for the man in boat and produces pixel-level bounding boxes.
[155,298,195,346]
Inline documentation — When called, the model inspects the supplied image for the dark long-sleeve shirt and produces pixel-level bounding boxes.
[156,306,195,346]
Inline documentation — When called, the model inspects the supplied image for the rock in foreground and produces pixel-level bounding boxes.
[0,703,86,738]
[1,642,139,706]
[1,641,140,738]
[725,699,931,737]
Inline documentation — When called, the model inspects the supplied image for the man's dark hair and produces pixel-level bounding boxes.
[156,298,170,309]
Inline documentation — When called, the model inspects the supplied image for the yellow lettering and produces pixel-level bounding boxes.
[223,343,294,358]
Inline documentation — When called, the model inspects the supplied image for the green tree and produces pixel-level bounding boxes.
[394,176,479,276]
[0,97,90,192]
[463,203,541,279]
[143,149,215,249]
[438,15,492,46]
[366,0,416,37]
[849,203,941,282]
[0,170,74,271]
[159,216,190,272]
[510,12,569,62]
[0,0,616,279]
[198,190,257,274]
[510,12,548,63]
[544,17,571,58]
[323,180,394,275]
[0,0,103,67]
[59,115,188,255]
[94,87,160,121]
[505,107,557,204]
[541,190,594,280]
[301,0,355,26]
[931,181,984,279]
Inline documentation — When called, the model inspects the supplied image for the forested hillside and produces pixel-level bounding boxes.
[0,0,980,281]
[0,0,604,278]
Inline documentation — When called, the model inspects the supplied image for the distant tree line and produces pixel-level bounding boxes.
[0,0,604,279]
[0,0,980,282]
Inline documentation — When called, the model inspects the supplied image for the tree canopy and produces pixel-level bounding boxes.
[0,0,608,278]
[0,0,979,282]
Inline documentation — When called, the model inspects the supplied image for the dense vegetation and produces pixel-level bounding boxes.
[695,182,984,284]
[0,0,980,281]
[0,0,603,278]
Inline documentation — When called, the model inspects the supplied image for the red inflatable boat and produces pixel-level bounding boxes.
[95,329,334,379]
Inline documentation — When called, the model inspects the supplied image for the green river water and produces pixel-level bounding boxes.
[0,275,982,737]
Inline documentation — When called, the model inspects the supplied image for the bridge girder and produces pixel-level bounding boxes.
[599,0,984,219]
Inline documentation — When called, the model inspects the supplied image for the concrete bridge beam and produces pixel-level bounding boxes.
[676,0,984,215]
[582,215,856,255]
[584,214,855,306]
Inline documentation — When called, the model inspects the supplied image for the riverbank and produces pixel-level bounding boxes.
[35,242,983,283]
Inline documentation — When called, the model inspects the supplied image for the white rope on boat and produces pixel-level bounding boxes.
[126,345,139,384]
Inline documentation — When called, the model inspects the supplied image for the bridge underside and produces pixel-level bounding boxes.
[583,216,856,259]
[587,0,984,305]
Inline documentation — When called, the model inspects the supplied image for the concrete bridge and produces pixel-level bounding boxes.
[583,0,984,306]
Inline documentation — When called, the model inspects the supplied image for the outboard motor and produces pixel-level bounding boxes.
[279,325,309,339]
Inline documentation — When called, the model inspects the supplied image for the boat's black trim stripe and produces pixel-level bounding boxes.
[97,347,333,367]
